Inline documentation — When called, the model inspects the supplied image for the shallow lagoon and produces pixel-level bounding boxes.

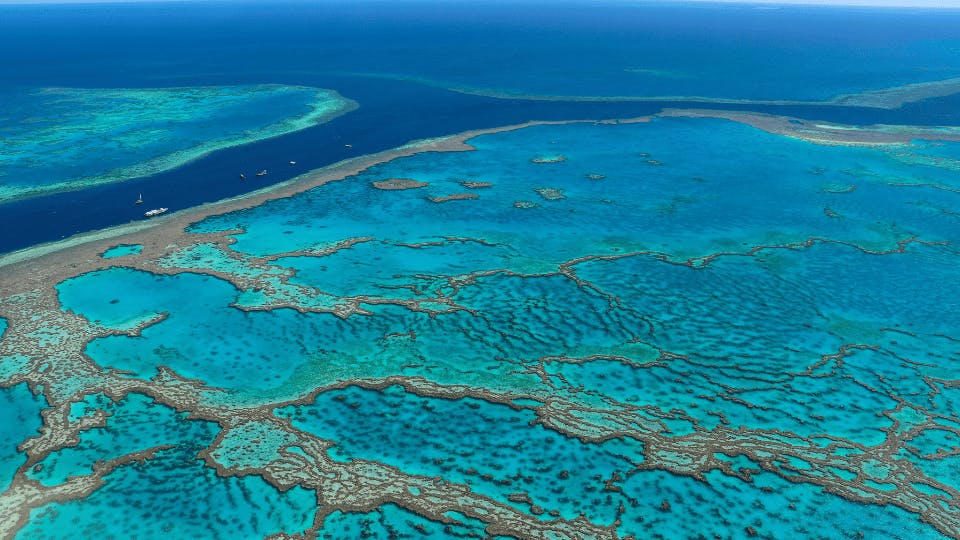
[8,116,954,538]
[196,117,959,260]
[0,384,44,493]
[17,393,316,539]
[2,2,960,537]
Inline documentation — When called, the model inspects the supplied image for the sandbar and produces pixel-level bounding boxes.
[658,109,960,146]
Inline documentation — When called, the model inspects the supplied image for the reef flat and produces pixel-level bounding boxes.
[1,113,959,539]
[660,109,960,146]
[832,77,960,110]
[0,85,356,203]
[341,72,960,111]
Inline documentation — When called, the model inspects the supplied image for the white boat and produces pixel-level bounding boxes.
[256,169,268,176]
[144,207,168,217]
[289,160,296,165]
[135,193,143,204]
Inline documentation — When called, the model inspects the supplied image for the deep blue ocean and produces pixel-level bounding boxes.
[3,3,960,539]
[2,0,960,252]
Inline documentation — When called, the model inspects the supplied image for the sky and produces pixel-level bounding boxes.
[0,0,958,6]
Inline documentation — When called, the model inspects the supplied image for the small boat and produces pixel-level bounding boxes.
[344,144,353,148]
[144,207,168,217]
[289,160,296,165]
[239,173,247,180]
[256,169,268,177]
[135,193,143,204]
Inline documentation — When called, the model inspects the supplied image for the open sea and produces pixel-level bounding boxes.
[1,1,960,539]
[3,1,960,250]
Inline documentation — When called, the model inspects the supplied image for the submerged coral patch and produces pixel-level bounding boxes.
[2,116,960,539]
[0,85,355,202]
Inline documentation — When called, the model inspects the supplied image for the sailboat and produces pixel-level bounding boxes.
[135,193,143,204]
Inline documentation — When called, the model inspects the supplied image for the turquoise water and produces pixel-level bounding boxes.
[2,3,960,538]
[100,244,143,259]
[7,2,960,254]
[0,85,352,202]
[26,393,207,487]
[320,503,511,539]
[59,268,541,404]
[617,466,945,539]
[0,383,45,492]
[16,393,316,539]
[277,385,639,524]
[13,117,953,538]
[197,117,956,263]
[59,268,350,401]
